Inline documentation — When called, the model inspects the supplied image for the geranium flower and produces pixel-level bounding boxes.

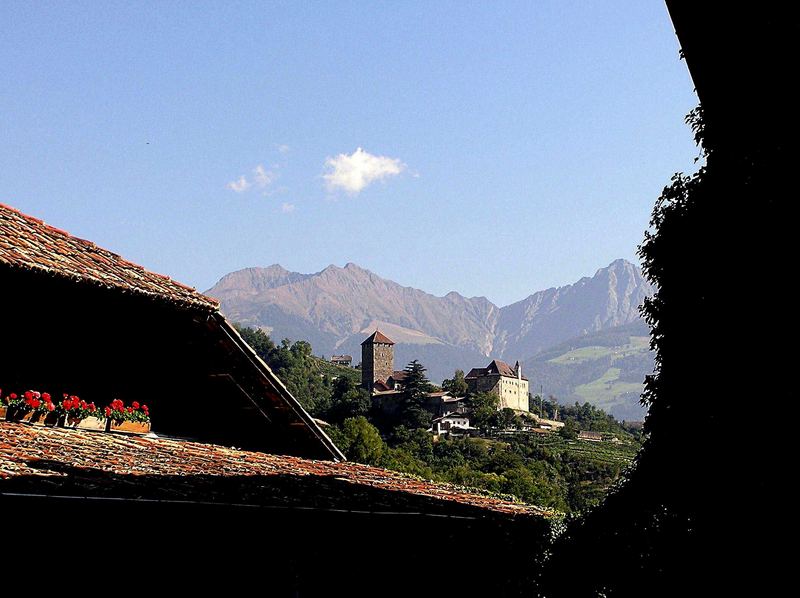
[132,401,140,410]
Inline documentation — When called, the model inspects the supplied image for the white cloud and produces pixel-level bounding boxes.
[281,202,295,213]
[277,144,290,154]
[226,176,251,193]
[253,164,276,188]
[227,163,279,194]
[323,147,405,195]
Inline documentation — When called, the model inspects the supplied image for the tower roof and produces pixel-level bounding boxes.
[361,330,395,345]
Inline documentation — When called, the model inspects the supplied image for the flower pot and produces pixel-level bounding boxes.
[63,415,107,431]
[25,411,59,426]
[0,405,7,421]
[42,411,59,427]
[109,420,151,435]
[3,406,26,422]
[20,410,39,423]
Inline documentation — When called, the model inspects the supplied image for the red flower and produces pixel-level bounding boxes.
[132,401,140,410]
[89,402,96,411]
[80,400,88,410]
[31,398,41,408]
[24,391,33,401]
[104,407,111,417]
[10,393,17,399]
[47,403,55,412]
[126,407,133,413]
[142,405,149,414]
[42,392,52,403]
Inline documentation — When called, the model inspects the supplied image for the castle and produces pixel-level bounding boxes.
[361,329,529,413]
[465,359,529,412]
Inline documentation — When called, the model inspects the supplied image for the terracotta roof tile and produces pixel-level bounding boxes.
[0,422,550,518]
[0,203,218,311]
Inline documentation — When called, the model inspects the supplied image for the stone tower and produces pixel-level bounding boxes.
[361,330,395,391]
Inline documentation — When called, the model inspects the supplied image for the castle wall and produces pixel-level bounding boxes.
[467,374,529,412]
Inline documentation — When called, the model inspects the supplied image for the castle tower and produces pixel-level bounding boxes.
[361,330,395,391]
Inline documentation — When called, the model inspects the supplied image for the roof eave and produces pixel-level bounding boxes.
[215,314,345,461]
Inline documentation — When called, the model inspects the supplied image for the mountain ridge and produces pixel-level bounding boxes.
[206,258,654,387]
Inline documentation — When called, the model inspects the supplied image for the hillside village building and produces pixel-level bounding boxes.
[329,354,352,367]
[466,359,530,412]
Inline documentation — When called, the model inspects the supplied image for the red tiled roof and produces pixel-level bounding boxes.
[0,422,549,518]
[388,370,408,381]
[466,360,528,381]
[0,203,218,311]
[489,359,516,377]
[361,330,395,345]
[372,380,391,392]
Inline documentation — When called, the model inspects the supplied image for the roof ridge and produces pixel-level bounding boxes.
[0,202,218,311]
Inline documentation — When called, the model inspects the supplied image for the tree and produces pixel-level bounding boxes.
[398,360,434,430]
[559,418,578,440]
[466,391,500,430]
[442,369,468,397]
[234,327,332,416]
[234,325,276,362]
[496,407,522,430]
[327,376,371,424]
[333,416,385,465]
[402,360,434,396]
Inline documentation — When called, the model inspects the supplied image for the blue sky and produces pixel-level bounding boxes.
[1,1,698,306]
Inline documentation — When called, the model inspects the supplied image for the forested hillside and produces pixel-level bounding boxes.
[236,325,643,513]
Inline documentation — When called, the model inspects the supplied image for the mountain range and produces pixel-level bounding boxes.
[206,258,655,418]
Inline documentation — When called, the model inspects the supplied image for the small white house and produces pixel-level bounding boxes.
[431,413,471,436]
